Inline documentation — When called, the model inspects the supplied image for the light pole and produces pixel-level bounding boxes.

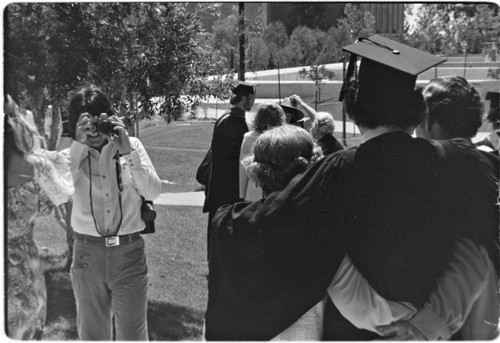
[238,3,245,81]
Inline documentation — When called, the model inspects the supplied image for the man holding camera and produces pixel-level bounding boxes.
[67,87,161,340]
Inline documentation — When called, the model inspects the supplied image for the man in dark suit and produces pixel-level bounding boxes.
[203,82,256,258]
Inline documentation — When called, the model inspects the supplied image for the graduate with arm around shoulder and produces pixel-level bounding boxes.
[204,36,499,341]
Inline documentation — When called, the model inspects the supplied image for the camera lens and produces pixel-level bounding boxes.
[97,120,115,136]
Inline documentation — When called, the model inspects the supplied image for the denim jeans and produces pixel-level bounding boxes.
[70,236,148,340]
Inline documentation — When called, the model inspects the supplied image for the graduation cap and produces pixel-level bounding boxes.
[232,82,256,96]
[281,105,305,124]
[338,35,447,103]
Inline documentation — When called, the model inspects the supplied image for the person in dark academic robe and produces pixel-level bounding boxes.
[205,36,499,340]
[203,82,256,257]
[205,125,349,341]
[379,76,500,340]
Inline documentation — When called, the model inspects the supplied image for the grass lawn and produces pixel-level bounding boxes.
[35,205,208,340]
[138,112,360,193]
[138,120,214,193]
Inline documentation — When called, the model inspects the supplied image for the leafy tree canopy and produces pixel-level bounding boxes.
[406,3,499,55]
[5,2,233,124]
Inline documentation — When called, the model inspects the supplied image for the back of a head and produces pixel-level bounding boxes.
[245,126,320,194]
[423,76,483,138]
[314,112,335,135]
[230,82,256,105]
[340,35,443,131]
[68,87,115,139]
[344,77,426,131]
[253,102,286,133]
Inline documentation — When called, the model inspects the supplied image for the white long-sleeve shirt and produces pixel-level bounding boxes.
[68,137,161,236]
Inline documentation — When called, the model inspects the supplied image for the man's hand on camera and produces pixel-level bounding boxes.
[75,113,93,144]
[100,114,132,155]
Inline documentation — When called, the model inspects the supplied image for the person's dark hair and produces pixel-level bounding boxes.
[343,78,425,131]
[229,94,242,105]
[423,76,483,138]
[242,126,322,195]
[252,102,285,133]
[68,87,115,139]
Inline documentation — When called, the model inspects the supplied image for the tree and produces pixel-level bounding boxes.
[212,8,240,72]
[337,3,375,43]
[274,46,296,69]
[298,64,335,101]
[404,5,444,54]
[210,4,265,77]
[283,3,331,34]
[247,36,270,72]
[289,26,326,66]
[406,4,500,56]
[263,21,289,68]
[124,4,224,121]
[318,24,351,64]
[5,3,232,125]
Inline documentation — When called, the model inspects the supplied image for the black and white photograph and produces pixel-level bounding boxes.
[3,2,499,340]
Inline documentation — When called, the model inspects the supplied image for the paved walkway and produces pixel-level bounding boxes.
[155,191,205,207]
[154,130,490,208]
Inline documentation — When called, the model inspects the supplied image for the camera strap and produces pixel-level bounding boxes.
[88,150,123,237]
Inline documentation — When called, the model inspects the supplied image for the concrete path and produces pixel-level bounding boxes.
[153,131,490,208]
[155,191,205,207]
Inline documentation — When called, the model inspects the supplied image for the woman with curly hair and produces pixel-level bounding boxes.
[206,126,325,340]
[417,77,499,178]
[5,95,73,339]
[238,102,286,201]
[416,76,484,140]
[242,125,323,195]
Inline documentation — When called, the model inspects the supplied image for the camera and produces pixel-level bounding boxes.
[96,119,118,136]
[140,199,156,234]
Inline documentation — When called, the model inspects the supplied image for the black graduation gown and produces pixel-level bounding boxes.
[439,139,499,273]
[205,150,354,341]
[203,107,249,214]
[317,134,344,156]
[205,132,499,340]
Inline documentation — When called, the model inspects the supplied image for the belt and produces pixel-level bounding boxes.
[73,232,142,247]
